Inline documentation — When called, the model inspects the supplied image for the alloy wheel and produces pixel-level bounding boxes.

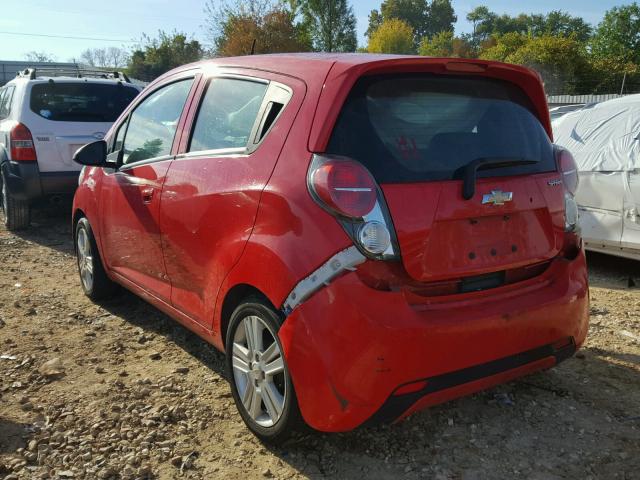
[231,315,287,427]
[76,227,94,292]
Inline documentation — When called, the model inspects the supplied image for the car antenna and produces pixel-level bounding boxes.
[250,38,256,55]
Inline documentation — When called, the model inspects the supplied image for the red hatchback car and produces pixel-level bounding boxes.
[72,54,589,442]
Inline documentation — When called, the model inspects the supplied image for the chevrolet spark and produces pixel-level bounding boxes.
[72,54,589,442]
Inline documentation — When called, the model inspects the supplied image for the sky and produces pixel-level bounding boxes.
[0,0,629,62]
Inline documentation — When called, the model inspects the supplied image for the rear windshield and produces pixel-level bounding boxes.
[327,74,556,183]
[30,83,139,122]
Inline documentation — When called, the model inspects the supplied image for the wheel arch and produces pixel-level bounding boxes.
[219,283,275,350]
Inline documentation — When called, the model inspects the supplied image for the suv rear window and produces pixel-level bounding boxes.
[30,83,139,122]
[327,74,556,183]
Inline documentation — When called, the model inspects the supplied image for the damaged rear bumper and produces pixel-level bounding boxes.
[277,251,589,432]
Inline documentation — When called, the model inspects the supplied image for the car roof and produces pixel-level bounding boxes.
[174,53,423,83]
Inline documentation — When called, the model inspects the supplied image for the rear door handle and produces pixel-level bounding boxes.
[141,188,154,204]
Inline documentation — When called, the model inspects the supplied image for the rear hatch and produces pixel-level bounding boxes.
[27,81,139,172]
[327,73,564,283]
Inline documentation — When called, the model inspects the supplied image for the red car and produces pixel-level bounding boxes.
[72,54,589,442]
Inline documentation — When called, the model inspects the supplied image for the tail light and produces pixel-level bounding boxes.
[555,147,580,233]
[557,148,578,195]
[10,123,37,162]
[308,154,398,259]
[310,157,376,218]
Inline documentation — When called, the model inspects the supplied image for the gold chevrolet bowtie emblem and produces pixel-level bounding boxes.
[482,190,513,206]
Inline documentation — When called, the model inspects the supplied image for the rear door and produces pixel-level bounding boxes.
[25,81,139,172]
[327,74,564,283]
[99,76,197,301]
[160,72,301,327]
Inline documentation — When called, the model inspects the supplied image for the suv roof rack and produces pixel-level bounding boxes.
[16,67,131,83]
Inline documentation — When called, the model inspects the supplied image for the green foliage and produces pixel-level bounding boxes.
[591,3,640,64]
[301,0,358,52]
[480,33,589,94]
[428,0,457,38]
[127,31,203,81]
[366,0,455,48]
[367,18,414,54]
[205,0,311,56]
[467,7,591,44]
[418,31,473,58]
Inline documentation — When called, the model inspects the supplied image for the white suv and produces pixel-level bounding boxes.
[0,68,140,229]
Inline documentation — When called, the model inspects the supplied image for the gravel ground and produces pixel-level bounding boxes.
[1,202,639,480]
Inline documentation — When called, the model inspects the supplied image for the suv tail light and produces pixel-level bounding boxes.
[555,147,579,233]
[10,123,37,162]
[308,154,398,259]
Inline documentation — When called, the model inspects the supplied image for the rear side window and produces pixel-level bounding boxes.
[122,79,193,164]
[189,78,268,152]
[29,83,139,122]
[327,75,555,183]
[0,85,15,119]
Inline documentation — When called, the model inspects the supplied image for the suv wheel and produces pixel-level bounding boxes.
[226,296,304,443]
[75,217,118,301]
[1,171,30,230]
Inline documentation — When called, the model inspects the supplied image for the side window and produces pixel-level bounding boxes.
[122,79,193,165]
[112,119,128,153]
[0,86,15,119]
[189,78,268,153]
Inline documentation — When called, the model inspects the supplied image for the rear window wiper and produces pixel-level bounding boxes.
[455,157,539,200]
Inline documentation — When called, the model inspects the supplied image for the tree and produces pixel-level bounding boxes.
[481,33,589,94]
[365,9,383,38]
[210,0,311,56]
[366,0,455,49]
[367,18,414,54]
[205,0,311,56]
[427,0,457,38]
[24,51,56,62]
[591,3,640,65]
[466,6,591,42]
[80,48,129,68]
[127,31,203,81]
[377,0,429,45]
[301,0,358,52]
[418,31,473,57]
[539,11,592,43]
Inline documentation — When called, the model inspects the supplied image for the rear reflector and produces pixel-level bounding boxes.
[10,123,37,162]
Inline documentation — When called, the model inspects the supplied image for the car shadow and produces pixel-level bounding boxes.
[0,417,29,454]
[11,198,74,255]
[587,251,640,290]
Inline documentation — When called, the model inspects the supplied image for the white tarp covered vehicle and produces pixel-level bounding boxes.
[553,95,640,260]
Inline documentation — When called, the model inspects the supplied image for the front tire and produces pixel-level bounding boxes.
[75,217,118,301]
[226,296,304,443]
[1,171,30,231]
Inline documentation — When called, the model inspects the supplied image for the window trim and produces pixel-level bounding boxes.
[184,74,293,158]
[111,75,197,171]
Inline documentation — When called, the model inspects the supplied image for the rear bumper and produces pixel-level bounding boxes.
[1,161,78,201]
[278,250,589,432]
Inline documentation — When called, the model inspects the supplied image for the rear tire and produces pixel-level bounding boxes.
[226,296,305,444]
[75,217,118,301]
[1,171,30,231]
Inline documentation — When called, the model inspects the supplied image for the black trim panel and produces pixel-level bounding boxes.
[363,338,576,427]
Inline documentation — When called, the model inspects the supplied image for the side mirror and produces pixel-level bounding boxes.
[73,140,109,167]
